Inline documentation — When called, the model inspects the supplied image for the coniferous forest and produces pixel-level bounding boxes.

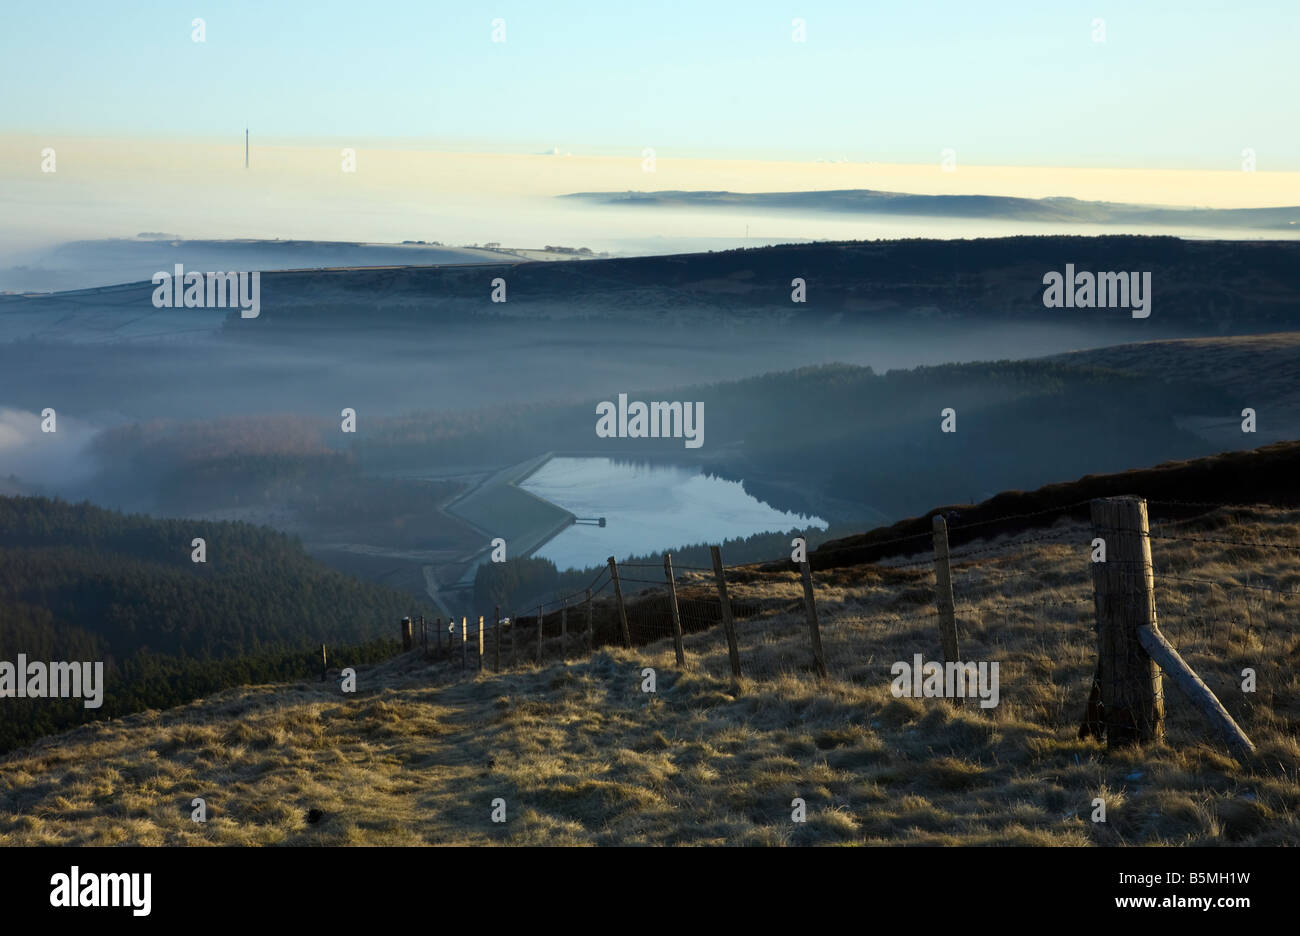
[0,495,427,752]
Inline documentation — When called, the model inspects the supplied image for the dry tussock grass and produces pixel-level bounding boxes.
[2,507,1297,845]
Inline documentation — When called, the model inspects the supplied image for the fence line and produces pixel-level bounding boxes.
[381,497,1293,763]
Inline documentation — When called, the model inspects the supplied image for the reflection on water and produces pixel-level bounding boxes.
[520,456,826,571]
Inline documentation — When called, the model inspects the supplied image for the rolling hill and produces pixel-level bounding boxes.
[2,443,1296,845]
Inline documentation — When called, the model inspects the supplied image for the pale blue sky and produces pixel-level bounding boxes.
[2,0,1296,168]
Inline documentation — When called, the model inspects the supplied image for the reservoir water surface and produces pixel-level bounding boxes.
[519,456,826,571]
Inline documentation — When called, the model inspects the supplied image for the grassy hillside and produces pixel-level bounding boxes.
[3,464,1296,845]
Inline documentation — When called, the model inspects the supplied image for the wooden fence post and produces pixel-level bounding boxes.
[320,644,327,682]
[664,554,686,666]
[608,557,632,648]
[510,609,517,667]
[401,616,413,652]
[560,598,568,659]
[710,545,742,682]
[477,615,484,671]
[585,588,594,652]
[799,560,829,679]
[461,616,468,669]
[931,515,961,662]
[536,605,545,664]
[420,615,427,653]
[1088,497,1164,746]
[494,605,501,672]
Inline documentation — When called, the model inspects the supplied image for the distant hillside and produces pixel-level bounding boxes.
[0,237,536,294]
[1047,332,1300,437]
[801,439,1300,572]
[4,236,1299,337]
[360,355,1243,520]
[564,188,1300,232]
[0,495,433,751]
[86,418,469,549]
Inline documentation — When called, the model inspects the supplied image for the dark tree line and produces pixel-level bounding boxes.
[0,495,432,752]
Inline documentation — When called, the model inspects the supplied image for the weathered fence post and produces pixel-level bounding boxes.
[1088,496,1164,747]
[608,557,632,648]
[494,605,501,672]
[477,615,484,671]
[510,609,517,667]
[420,615,427,653]
[461,616,468,669]
[1136,621,1255,760]
[799,560,829,679]
[710,545,742,682]
[401,616,413,652]
[536,604,544,664]
[560,598,568,659]
[663,554,686,666]
[931,515,961,662]
[585,588,594,652]
[320,644,327,682]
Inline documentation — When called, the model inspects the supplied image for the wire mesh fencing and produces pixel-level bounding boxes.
[1144,504,1300,741]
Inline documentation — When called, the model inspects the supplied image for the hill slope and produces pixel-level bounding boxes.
[0,496,433,751]
[3,449,1296,845]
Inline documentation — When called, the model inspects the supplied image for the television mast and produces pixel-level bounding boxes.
[245,125,249,169]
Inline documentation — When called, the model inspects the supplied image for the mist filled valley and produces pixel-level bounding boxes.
[5,235,1298,583]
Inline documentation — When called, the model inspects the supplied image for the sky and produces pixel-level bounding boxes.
[1,2,1297,266]
[2,0,1297,169]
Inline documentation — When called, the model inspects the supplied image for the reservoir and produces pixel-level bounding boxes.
[519,456,826,571]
